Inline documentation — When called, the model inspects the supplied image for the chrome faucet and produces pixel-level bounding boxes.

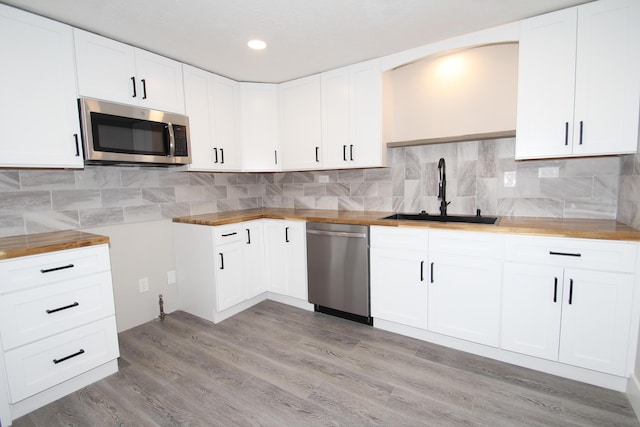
[438,158,450,216]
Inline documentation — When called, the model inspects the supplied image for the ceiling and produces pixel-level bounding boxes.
[2,0,593,83]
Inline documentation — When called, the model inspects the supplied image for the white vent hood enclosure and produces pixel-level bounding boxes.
[385,43,519,146]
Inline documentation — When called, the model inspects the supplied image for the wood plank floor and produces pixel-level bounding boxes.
[12,300,640,426]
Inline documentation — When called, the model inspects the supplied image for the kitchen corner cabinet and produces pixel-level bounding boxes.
[0,244,119,424]
[183,65,241,171]
[240,83,280,172]
[321,59,386,169]
[278,75,323,170]
[264,220,308,301]
[173,221,266,323]
[515,0,640,159]
[74,29,185,114]
[0,4,83,169]
[501,235,636,376]
[370,227,429,329]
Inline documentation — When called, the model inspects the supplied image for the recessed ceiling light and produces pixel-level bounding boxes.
[248,39,267,50]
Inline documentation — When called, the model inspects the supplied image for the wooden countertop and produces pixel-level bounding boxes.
[0,230,110,260]
[173,208,640,242]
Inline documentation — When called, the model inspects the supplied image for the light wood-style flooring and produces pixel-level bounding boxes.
[12,300,640,426]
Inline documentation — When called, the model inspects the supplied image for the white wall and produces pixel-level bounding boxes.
[85,219,178,332]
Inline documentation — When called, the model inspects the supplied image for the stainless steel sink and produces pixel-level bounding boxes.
[380,212,498,225]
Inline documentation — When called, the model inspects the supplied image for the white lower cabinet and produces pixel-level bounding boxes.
[264,219,308,301]
[173,221,266,323]
[0,244,119,425]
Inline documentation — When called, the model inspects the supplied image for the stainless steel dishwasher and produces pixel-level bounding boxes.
[306,222,371,325]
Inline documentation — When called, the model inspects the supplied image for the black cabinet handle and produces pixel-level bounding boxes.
[564,122,569,146]
[73,134,80,156]
[553,278,558,303]
[141,78,147,99]
[568,279,574,305]
[219,253,224,270]
[350,144,354,161]
[343,145,347,161]
[285,227,290,243]
[213,147,218,163]
[420,261,424,282]
[221,232,237,237]
[274,150,278,165]
[220,148,224,164]
[549,251,581,257]
[40,264,74,274]
[246,229,251,244]
[430,262,434,283]
[46,301,79,314]
[53,349,84,364]
[315,146,320,162]
[578,121,583,145]
[131,76,137,97]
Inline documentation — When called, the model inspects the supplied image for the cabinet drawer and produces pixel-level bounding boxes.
[429,230,502,258]
[370,226,428,250]
[0,271,115,350]
[0,245,111,294]
[4,316,119,403]
[213,224,243,245]
[503,235,637,273]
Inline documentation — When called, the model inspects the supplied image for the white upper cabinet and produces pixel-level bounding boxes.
[241,83,280,171]
[322,59,386,169]
[74,29,185,114]
[516,0,640,159]
[183,65,241,171]
[278,75,322,170]
[0,4,83,168]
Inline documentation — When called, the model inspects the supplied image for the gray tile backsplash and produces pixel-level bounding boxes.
[0,137,633,238]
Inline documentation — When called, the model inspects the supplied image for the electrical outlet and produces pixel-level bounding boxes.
[318,175,329,183]
[138,277,149,293]
[503,171,516,188]
[167,270,176,285]
[538,167,559,178]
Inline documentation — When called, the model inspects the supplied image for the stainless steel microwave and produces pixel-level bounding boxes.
[78,98,191,166]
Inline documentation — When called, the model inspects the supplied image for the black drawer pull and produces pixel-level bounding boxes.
[53,349,85,364]
[549,251,581,257]
[568,279,574,305]
[40,264,75,274]
[213,147,218,163]
[220,148,224,164]
[221,232,237,237]
[420,261,424,282]
[131,76,137,97]
[141,78,147,99]
[430,262,434,283]
[564,122,569,146]
[219,253,224,270]
[46,302,79,314]
[553,278,558,303]
[285,227,290,243]
[74,134,80,156]
[246,229,251,244]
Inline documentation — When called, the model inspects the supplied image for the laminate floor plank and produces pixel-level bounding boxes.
[10,300,639,427]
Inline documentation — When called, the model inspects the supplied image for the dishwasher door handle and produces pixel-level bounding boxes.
[306,229,368,238]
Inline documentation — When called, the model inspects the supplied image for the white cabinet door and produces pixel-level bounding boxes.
[0,5,83,168]
[559,268,634,376]
[183,66,241,171]
[214,241,245,312]
[74,29,185,114]
[322,59,384,169]
[516,0,640,159]
[370,247,428,329]
[241,83,280,171]
[243,220,267,299]
[279,75,322,170]
[428,253,502,347]
[264,220,307,300]
[501,262,564,361]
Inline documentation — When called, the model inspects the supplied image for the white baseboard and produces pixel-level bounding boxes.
[627,373,640,422]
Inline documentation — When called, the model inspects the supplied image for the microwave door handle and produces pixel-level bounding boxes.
[166,123,176,157]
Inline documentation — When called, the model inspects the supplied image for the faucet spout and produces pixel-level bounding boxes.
[437,158,450,216]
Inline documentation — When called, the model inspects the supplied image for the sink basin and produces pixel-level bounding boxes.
[381,213,498,225]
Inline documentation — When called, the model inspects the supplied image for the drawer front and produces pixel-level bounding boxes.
[4,316,119,403]
[0,245,111,294]
[503,235,638,273]
[0,271,116,350]
[370,226,428,251]
[213,224,243,246]
[429,229,502,258]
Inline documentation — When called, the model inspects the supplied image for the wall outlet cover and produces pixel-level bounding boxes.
[138,277,149,293]
[167,270,176,285]
[538,167,560,178]
[503,171,516,188]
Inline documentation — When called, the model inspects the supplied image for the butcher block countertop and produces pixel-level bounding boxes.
[0,230,110,260]
[173,208,640,242]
